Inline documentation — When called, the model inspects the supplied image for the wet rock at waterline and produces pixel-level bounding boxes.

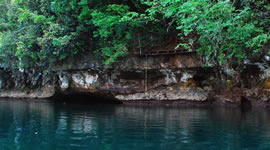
[0,52,269,107]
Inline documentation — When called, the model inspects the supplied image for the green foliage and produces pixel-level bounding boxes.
[0,0,269,72]
[144,0,270,69]
[90,4,140,64]
[0,0,150,68]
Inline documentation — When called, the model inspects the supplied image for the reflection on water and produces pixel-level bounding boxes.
[0,99,270,150]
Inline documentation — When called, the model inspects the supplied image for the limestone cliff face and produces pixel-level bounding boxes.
[0,52,270,107]
[54,52,209,102]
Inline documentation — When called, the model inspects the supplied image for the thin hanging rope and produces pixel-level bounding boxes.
[138,33,142,55]
[144,54,148,93]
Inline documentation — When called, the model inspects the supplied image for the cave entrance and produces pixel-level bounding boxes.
[52,92,122,105]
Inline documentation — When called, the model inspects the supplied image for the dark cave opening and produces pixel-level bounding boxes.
[51,92,123,105]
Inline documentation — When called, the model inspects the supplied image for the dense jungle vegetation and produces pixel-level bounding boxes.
[0,0,270,75]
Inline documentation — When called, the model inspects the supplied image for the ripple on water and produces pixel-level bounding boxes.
[0,101,270,150]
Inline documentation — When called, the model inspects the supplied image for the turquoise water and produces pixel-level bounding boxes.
[0,100,270,150]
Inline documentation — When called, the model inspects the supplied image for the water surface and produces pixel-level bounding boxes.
[0,99,270,150]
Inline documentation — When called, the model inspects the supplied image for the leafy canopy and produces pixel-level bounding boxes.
[0,0,269,72]
[143,0,270,69]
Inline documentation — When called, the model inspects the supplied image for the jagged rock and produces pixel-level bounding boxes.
[160,69,177,85]
[181,72,193,82]
[0,85,55,99]
[72,73,85,88]
[0,79,3,89]
[83,72,98,86]
[59,74,69,90]
[70,72,99,90]
[115,88,208,101]
[1,51,270,107]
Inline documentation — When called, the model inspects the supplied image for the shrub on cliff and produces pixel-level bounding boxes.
[0,0,269,76]
[143,0,270,77]
[0,0,164,69]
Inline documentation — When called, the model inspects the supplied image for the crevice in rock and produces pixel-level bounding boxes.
[241,96,252,109]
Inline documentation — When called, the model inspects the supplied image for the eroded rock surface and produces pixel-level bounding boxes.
[0,52,269,107]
